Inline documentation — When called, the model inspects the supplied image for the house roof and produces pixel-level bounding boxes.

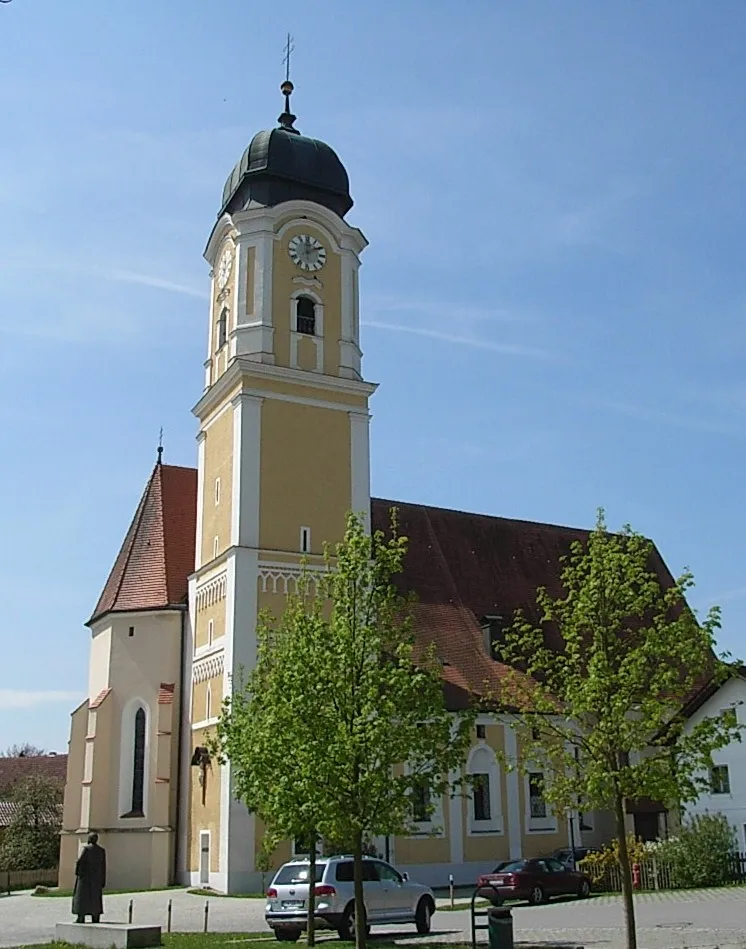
[89,463,197,625]
[0,754,68,795]
[0,800,62,828]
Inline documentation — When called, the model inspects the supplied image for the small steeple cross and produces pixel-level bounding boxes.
[157,427,164,465]
[282,33,294,83]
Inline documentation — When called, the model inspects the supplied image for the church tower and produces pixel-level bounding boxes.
[182,81,375,892]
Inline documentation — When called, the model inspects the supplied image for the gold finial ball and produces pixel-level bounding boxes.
[281,80,294,96]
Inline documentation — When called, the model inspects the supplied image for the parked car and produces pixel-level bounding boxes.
[550,847,599,869]
[265,855,437,941]
[476,857,592,905]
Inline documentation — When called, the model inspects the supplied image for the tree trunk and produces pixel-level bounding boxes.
[614,793,637,949]
[306,832,317,948]
[353,829,366,949]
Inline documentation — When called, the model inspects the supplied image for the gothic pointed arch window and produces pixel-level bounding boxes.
[131,707,146,816]
[120,701,148,819]
[296,296,316,336]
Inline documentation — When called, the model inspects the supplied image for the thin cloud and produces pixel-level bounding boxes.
[363,320,555,360]
[0,690,81,711]
[97,269,208,300]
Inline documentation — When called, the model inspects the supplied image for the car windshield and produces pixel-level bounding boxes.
[492,860,527,873]
[273,863,327,885]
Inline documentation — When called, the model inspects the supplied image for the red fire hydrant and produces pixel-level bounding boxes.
[632,863,641,889]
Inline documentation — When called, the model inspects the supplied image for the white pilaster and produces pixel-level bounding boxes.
[195,432,207,570]
[448,769,464,866]
[231,394,263,549]
[349,411,371,531]
[504,723,522,859]
[177,590,195,881]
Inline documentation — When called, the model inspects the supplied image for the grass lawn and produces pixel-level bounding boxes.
[10,939,478,949]
[32,886,186,898]
[187,889,266,899]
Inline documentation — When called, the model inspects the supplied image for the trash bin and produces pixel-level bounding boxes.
[487,906,514,949]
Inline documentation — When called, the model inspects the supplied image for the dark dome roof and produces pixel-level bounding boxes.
[220,126,352,219]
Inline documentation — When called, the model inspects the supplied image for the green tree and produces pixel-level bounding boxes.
[215,512,475,949]
[214,580,332,945]
[0,775,63,871]
[494,509,739,949]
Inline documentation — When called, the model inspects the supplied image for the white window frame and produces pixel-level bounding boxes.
[213,536,219,559]
[466,743,503,835]
[215,477,221,506]
[405,765,445,838]
[711,763,731,795]
[289,289,324,373]
[118,697,150,820]
[207,619,214,646]
[205,682,212,722]
[525,770,558,834]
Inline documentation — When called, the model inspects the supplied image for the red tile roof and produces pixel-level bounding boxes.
[158,683,176,705]
[0,800,62,828]
[0,754,68,794]
[89,463,197,625]
[370,498,678,708]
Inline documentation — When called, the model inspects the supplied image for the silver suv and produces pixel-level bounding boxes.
[265,855,436,942]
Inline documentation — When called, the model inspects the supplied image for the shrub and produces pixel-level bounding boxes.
[658,813,736,888]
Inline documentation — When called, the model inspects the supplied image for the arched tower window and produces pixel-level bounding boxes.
[296,296,316,336]
[131,707,146,816]
[217,308,228,349]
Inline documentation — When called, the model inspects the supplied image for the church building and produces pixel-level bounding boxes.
[59,83,674,893]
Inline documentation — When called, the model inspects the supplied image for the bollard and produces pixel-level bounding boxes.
[204,899,209,933]
[167,899,172,933]
[449,873,454,909]
[128,899,134,924]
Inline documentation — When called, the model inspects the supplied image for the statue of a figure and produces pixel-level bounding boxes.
[72,833,107,923]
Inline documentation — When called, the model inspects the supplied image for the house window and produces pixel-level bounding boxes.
[131,707,146,816]
[207,619,214,645]
[296,296,316,335]
[214,478,221,506]
[128,626,135,638]
[473,773,492,821]
[300,526,311,554]
[476,724,486,740]
[213,536,219,559]
[412,781,431,823]
[528,772,547,818]
[217,308,228,349]
[711,764,731,795]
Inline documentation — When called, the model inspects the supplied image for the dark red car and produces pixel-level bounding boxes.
[476,857,591,905]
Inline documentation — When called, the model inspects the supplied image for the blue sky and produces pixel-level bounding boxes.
[1,1,745,753]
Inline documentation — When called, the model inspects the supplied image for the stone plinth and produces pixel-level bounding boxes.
[55,923,162,948]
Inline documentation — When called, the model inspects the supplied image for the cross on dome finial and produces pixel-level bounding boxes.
[278,33,299,134]
[157,426,164,465]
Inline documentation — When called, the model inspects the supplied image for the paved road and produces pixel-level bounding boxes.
[1,887,746,949]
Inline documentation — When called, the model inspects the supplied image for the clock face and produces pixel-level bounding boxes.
[217,248,233,290]
[288,234,326,272]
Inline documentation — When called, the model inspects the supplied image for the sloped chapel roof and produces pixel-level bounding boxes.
[89,462,197,625]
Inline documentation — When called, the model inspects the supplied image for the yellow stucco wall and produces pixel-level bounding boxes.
[241,374,369,410]
[188,725,222,873]
[258,400,351,554]
[201,406,234,565]
[195,597,227,650]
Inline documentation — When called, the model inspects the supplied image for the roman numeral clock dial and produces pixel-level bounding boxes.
[288,234,326,272]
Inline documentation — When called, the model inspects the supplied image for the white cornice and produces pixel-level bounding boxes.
[192,358,377,420]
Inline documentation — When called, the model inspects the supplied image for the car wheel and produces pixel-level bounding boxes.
[275,931,301,943]
[528,884,545,906]
[578,879,591,899]
[415,897,433,934]
[337,904,369,941]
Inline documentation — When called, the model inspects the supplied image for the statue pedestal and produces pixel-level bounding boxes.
[55,923,162,948]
